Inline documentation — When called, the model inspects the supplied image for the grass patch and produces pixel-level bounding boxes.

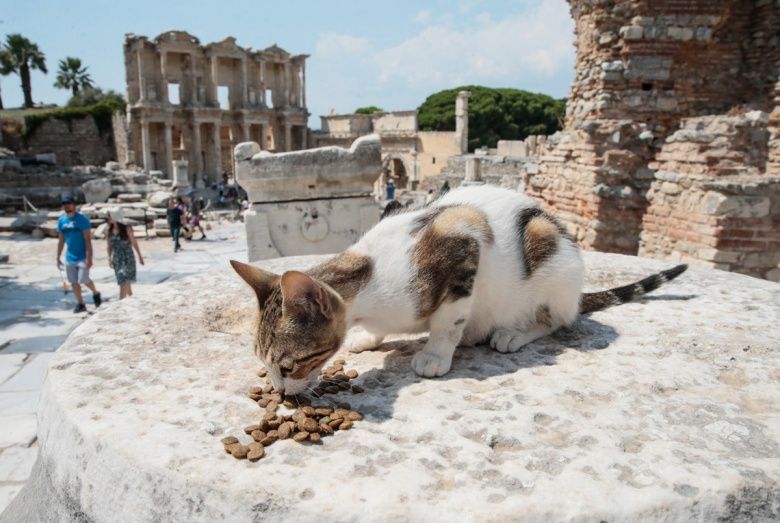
[0,106,58,122]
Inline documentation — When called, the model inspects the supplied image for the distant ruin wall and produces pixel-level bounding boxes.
[432,0,779,281]
[638,112,780,281]
[525,0,780,280]
[20,116,117,166]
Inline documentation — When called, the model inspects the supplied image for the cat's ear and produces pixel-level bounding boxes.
[230,260,278,307]
[279,270,332,320]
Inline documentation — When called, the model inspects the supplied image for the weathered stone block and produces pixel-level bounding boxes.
[235,135,381,203]
[619,25,644,40]
[81,178,112,204]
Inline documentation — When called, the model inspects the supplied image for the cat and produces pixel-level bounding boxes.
[230,184,686,395]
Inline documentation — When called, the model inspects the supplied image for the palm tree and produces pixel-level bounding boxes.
[0,49,12,110]
[54,57,93,96]
[0,34,47,108]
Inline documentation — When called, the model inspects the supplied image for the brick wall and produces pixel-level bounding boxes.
[639,112,780,281]
[20,116,117,166]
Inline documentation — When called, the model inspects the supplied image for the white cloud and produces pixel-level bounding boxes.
[411,10,431,25]
[377,0,573,84]
[307,0,574,126]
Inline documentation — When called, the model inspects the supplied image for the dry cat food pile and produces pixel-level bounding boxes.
[221,359,364,462]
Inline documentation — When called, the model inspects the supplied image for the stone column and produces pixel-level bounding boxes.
[164,122,173,177]
[455,90,471,154]
[284,122,292,152]
[258,124,265,150]
[283,62,290,107]
[160,50,169,104]
[213,123,222,179]
[241,58,248,107]
[141,119,152,172]
[192,122,203,173]
[242,122,250,142]
[137,48,146,102]
[190,52,198,105]
[301,126,307,149]
[301,62,306,108]
[210,55,219,106]
[259,61,266,106]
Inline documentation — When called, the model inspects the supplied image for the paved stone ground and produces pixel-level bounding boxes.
[0,219,247,512]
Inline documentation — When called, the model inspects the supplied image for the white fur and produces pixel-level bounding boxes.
[344,185,584,377]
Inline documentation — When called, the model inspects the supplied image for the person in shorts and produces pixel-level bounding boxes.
[56,195,102,313]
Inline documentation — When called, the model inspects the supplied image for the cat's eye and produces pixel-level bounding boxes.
[279,364,294,377]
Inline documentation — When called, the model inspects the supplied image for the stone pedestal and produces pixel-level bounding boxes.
[2,253,779,522]
[235,135,382,260]
[244,197,379,261]
[171,160,190,191]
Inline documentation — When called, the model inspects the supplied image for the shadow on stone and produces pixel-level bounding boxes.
[354,317,618,422]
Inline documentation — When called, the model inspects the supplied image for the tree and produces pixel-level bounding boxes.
[54,57,93,96]
[355,106,383,115]
[0,34,47,108]
[0,50,9,110]
[417,85,566,152]
[67,86,125,110]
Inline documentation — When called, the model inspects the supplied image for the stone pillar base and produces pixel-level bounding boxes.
[245,196,380,262]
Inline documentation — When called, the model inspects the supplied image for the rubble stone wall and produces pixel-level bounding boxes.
[20,116,117,166]
[523,0,780,278]
[639,112,780,281]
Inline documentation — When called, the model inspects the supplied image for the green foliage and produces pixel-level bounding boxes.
[355,106,383,115]
[54,57,93,95]
[67,87,125,109]
[22,97,125,140]
[0,34,47,74]
[1,34,47,107]
[417,85,566,151]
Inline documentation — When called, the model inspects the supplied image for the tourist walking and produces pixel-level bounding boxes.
[106,208,144,300]
[167,198,184,252]
[177,197,193,240]
[386,178,395,201]
[188,196,207,240]
[56,195,102,313]
[424,189,435,205]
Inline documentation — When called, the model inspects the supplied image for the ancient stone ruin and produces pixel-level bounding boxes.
[121,31,310,183]
[234,135,381,261]
[430,0,780,282]
[316,91,471,190]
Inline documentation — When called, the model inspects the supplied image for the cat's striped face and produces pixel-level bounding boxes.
[231,261,346,395]
[255,284,346,395]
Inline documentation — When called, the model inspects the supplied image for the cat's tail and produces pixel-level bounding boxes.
[579,264,688,314]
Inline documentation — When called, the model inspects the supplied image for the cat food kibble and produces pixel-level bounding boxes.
[230,444,249,459]
[247,443,265,461]
[222,362,365,461]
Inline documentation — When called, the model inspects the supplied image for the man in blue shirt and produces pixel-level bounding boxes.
[56,195,102,313]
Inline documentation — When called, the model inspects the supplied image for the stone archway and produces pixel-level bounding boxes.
[380,154,411,191]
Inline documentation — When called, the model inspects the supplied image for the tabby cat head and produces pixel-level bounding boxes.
[230,260,346,395]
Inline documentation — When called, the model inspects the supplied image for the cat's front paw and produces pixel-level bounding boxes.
[490,328,529,353]
[411,351,452,378]
[343,329,384,353]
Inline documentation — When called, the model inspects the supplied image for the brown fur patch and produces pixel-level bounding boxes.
[309,251,373,302]
[535,304,552,328]
[517,208,567,277]
[410,206,486,319]
[412,205,494,244]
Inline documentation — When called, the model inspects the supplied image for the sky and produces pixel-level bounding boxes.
[1,0,575,128]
